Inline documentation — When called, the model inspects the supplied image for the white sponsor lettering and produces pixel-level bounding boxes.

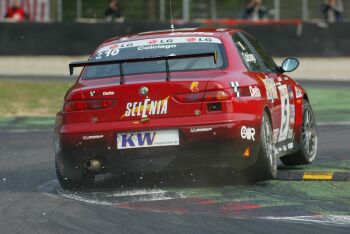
[287,142,294,149]
[190,128,213,133]
[273,129,279,143]
[122,97,169,119]
[287,129,294,139]
[263,77,278,102]
[103,91,114,96]
[97,37,222,53]
[241,126,256,141]
[96,49,120,60]
[138,44,177,51]
[242,52,257,63]
[278,85,290,142]
[169,32,214,36]
[82,135,104,140]
[249,85,261,97]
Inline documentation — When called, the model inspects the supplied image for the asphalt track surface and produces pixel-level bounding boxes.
[0,76,350,233]
[0,122,349,233]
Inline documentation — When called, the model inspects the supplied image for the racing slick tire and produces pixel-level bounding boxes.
[281,100,317,166]
[55,161,95,190]
[249,111,277,181]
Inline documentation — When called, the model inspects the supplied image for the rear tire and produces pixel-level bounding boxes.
[281,100,317,166]
[55,161,95,190]
[250,111,277,181]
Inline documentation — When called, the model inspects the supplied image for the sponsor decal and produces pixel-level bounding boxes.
[288,86,294,99]
[90,91,96,97]
[82,135,104,140]
[283,145,288,151]
[121,96,170,119]
[137,44,176,51]
[287,129,294,139]
[103,91,114,96]
[190,128,212,133]
[290,104,296,125]
[95,49,120,60]
[241,126,256,141]
[262,77,278,102]
[287,142,294,149]
[190,82,199,93]
[117,130,179,149]
[295,86,303,98]
[249,85,261,97]
[242,52,257,63]
[230,81,241,98]
[169,32,214,36]
[273,129,280,143]
[97,37,222,53]
[278,85,291,142]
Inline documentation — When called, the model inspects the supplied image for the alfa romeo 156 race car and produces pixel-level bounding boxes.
[54,28,317,189]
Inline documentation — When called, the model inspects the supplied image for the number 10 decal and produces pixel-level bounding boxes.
[278,85,290,142]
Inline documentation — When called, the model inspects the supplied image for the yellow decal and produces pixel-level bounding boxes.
[190,82,199,93]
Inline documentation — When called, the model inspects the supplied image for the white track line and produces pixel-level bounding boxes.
[261,215,350,226]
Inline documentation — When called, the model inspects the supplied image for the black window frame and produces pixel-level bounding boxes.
[232,32,265,72]
[239,32,279,73]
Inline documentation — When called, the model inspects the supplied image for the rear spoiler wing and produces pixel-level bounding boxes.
[69,52,218,84]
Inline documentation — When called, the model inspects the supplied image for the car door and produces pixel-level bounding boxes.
[240,32,296,153]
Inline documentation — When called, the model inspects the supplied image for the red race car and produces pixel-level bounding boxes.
[54,28,317,189]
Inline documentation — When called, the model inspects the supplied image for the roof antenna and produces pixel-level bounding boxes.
[169,0,175,32]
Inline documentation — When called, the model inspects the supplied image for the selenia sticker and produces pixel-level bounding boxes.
[121,96,170,119]
[278,85,290,142]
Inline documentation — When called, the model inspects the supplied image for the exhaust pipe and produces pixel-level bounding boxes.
[84,159,101,173]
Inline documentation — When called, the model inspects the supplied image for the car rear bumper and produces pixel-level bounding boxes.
[55,114,261,178]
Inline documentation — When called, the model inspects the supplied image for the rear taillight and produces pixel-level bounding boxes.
[174,90,231,103]
[64,100,116,112]
[203,90,230,102]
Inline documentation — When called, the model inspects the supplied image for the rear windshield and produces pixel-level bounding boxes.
[83,37,226,80]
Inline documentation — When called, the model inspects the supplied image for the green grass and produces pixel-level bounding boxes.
[306,87,350,123]
[0,81,71,117]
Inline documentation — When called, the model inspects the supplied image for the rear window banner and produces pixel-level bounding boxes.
[97,37,222,53]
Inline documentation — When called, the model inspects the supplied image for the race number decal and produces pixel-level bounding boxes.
[278,85,290,142]
[262,77,278,102]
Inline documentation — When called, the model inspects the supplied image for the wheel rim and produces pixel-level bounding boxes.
[302,108,317,161]
[262,114,276,173]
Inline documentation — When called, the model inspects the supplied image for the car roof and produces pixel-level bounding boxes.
[101,28,239,47]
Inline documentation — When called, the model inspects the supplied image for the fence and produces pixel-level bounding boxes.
[0,0,349,22]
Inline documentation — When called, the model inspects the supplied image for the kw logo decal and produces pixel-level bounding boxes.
[121,132,156,148]
[121,96,170,119]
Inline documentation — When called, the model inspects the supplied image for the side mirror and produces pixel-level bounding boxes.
[281,58,299,73]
